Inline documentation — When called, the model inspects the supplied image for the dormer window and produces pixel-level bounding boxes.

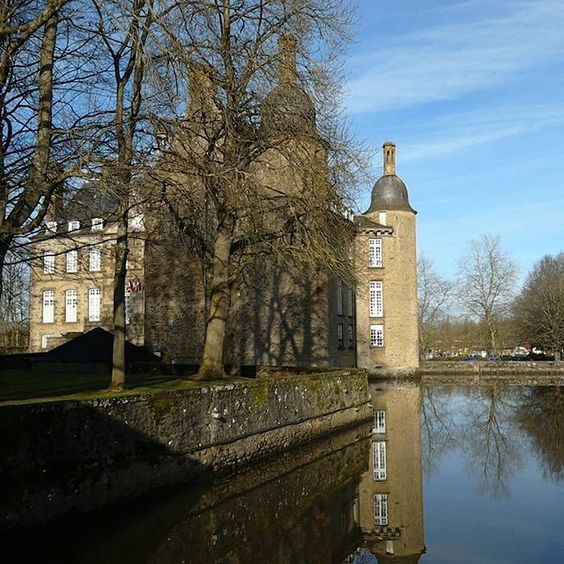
[91,218,103,231]
[68,220,80,232]
[46,221,57,233]
[378,212,387,226]
[130,215,143,231]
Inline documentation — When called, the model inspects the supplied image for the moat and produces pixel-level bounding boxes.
[5,379,564,563]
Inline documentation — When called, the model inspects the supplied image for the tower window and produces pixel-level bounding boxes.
[369,281,383,317]
[373,410,386,433]
[373,441,387,481]
[378,211,387,226]
[370,324,384,347]
[374,493,389,526]
[369,238,383,268]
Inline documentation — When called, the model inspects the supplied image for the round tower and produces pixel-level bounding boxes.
[355,142,419,375]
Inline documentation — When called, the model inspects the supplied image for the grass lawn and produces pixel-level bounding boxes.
[0,369,213,406]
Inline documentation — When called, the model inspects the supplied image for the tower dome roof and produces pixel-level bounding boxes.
[365,142,416,214]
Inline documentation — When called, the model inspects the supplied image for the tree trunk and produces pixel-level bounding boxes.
[0,237,9,300]
[110,211,129,390]
[197,225,233,380]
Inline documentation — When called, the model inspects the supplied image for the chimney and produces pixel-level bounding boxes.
[383,141,396,176]
[279,34,298,84]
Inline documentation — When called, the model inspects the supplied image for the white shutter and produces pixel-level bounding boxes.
[88,288,101,322]
[65,289,78,322]
[42,291,55,323]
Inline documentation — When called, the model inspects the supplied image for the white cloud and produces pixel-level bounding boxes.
[346,1,564,113]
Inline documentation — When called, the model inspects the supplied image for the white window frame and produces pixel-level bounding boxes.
[88,288,101,322]
[65,289,78,323]
[91,218,103,231]
[369,238,383,268]
[125,286,131,325]
[42,291,55,323]
[45,221,57,233]
[68,220,80,232]
[337,282,344,316]
[89,247,101,272]
[43,250,55,274]
[66,249,78,273]
[369,281,383,317]
[374,493,389,526]
[373,441,387,481]
[370,324,384,347]
[373,410,386,433]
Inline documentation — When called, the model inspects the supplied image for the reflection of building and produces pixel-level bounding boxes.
[356,381,425,562]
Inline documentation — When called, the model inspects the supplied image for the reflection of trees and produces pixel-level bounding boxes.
[516,386,564,483]
[459,386,524,498]
[421,386,456,476]
[421,385,525,498]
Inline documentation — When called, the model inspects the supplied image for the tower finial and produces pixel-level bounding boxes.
[279,34,298,84]
[383,141,396,176]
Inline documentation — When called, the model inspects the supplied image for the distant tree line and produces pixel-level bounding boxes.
[418,235,564,361]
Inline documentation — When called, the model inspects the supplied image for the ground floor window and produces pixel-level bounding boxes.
[88,288,101,322]
[65,289,78,323]
[374,493,389,525]
[42,291,55,323]
[370,324,384,347]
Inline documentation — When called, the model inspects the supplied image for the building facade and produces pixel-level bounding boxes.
[28,186,145,352]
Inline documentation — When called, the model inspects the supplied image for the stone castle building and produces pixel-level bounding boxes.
[28,40,418,374]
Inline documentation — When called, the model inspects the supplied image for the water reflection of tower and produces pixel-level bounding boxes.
[357,380,425,563]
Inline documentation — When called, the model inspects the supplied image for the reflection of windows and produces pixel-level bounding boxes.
[65,289,78,323]
[373,493,388,525]
[369,238,383,267]
[369,281,383,317]
[348,324,354,349]
[88,288,101,322]
[91,218,103,231]
[43,250,55,274]
[373,441,387,481]
[337,282,343,315]
[370,324,384,347]
[42,291,55,323]
[125,287,131,325]
[347,288,354,316]
[68,220,80,232]
[379,211,387,226]
[373,410,386,433]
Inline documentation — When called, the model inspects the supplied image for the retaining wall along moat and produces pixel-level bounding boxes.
[0,370,371,530]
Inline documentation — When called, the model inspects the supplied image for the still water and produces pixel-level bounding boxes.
[7,380,564,563]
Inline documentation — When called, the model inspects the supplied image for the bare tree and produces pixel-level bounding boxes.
[514,252,564,361]
[0,253,29,352]
[150,0,358,379]
[417,255,453,358]
[456,234,518,355]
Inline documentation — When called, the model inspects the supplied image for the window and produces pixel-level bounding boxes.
[374,494,389,526]
[369,238,383,268]
[42,291,55,323]
[125,286,131,325]
[91,218,103,231]
[46,221,57,233]
[65,289,78,323]
[370,324,384,347]
[373,441,387,481]
[131,215,143,231]
[43,250,55,274]
[41,335,56,349]
[348,324,354,349]
[347,288,354,316]
[89,247,101,272]
[337,323,344,349]
[68,220,80,232]
[88,288,101,322]
[378,211,387,226]
[369,281,383,317]
[66,249,78,273]
[373,410,386,433]
[337,282,344,315]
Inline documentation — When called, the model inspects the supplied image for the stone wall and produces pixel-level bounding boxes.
[0,370,371,530]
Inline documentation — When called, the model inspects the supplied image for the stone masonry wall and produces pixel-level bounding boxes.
[0,370,371,530]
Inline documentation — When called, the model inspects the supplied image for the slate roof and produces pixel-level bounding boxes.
[63,183,119,223]
[365,174,416,214]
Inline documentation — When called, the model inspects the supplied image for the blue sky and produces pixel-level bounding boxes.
[345,0,564,280]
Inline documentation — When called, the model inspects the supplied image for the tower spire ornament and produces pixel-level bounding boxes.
[383,141,396,176]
